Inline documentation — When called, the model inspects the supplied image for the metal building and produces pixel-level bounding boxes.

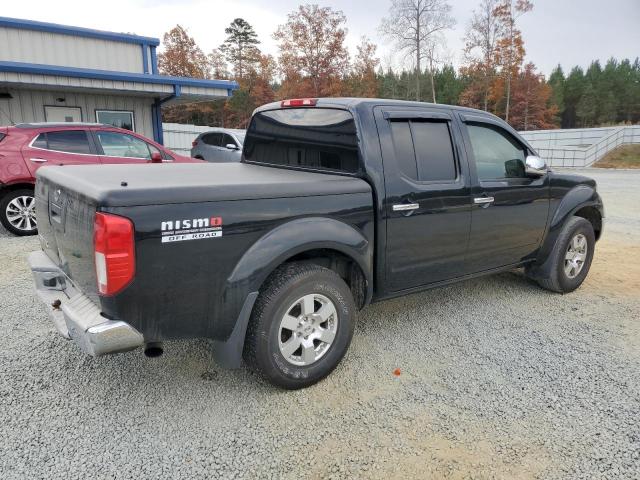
[0,17,237,144]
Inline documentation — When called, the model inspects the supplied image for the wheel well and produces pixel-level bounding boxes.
[574,206,602,240]
[281,249,368,309]
[0,182,35,197]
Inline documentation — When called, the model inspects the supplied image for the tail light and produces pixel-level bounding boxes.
[94,212,135,296]
[281,98,317,107]
[192,140,198,147]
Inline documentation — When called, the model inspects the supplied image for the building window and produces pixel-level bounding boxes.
[96,110,135,131]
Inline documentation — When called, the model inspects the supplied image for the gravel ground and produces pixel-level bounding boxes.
[1,168,639,479]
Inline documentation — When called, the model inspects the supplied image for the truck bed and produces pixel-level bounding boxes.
[34,162,374,344]
[37,163,370,207]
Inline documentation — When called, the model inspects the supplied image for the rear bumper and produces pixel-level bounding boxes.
[28,250,144,356]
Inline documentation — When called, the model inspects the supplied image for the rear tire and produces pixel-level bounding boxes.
[0,189,38,236]
[535,216,595,293]
[243,263,356,389]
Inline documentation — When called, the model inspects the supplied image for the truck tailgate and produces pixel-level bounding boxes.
[35,169,100,301]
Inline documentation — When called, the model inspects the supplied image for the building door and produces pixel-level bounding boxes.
[44,106,82,123]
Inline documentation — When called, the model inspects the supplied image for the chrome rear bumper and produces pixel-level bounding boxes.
[28,250,144,356]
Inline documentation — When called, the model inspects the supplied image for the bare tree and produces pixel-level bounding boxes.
[463,0,503,111]
[379,0,455,101]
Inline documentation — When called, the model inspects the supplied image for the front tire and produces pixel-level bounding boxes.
[243,263,357,389]
[0,189,37,236]
[535,216,595,293]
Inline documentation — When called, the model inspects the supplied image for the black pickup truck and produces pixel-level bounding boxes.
[28,98,604,389]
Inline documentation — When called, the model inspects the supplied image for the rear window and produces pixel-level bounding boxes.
[33,130,92,154]
[243,108,360,173]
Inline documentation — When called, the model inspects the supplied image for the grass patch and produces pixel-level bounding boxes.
[593,144,640,169]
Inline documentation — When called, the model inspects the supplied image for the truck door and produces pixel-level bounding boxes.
[374,107,472,292]
[458,114,550,273]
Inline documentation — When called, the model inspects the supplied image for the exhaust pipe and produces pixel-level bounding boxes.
[144,342,163,358]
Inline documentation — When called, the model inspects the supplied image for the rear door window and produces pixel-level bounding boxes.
[37,130,93,154]
[243,108,360,173]
[389,119,457,182]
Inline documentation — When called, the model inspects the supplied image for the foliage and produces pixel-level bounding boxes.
[157,3,640,131]
[273,4,350,97]
[157,25,210,78]
[219,18,261,80]
[379,0,455,101]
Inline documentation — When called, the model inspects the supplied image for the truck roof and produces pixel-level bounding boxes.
[255,97,504,122]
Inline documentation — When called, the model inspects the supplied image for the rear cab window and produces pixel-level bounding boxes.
[243,108,360,174]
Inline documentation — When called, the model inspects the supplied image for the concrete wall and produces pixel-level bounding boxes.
[0,26,146,74]
[0,89,154,138]
[520,126,640,167]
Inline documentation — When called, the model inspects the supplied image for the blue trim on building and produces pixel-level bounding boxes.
[152,85,182,144]
[141,44,149,74]
[150,46,159,75]
[0,16,160,46]
[0,61,239,91]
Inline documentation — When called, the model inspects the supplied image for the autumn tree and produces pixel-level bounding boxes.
[508,62,557,130]
[274,5,350,97]
[220,18,261,80]
[379,0,455,101]
[158,25,210,78]
[349,37,380,97]
[463,0,503,111]
[493,0,533,122]
[208,48,230,79]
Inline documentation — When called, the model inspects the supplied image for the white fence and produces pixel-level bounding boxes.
[162,122,212,155]
[519,126,640,167]
[163,122,640,167]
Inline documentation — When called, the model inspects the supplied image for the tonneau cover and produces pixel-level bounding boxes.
[35,163,371,207]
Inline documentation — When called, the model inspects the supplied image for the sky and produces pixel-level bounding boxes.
[2,0,639,76]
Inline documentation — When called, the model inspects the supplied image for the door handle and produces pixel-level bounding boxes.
[393,203,419,211]
[30,158,47,163]
[473,196,495,205]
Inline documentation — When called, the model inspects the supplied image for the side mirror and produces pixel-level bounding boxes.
[525,155,547,177]
[225,143,238,150]
[150,152,163,163]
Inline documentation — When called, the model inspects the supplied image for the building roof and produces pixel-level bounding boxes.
[0,61,238,92]
[0,16,159,46]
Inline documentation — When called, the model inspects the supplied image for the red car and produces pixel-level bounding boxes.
[0,123,195,236]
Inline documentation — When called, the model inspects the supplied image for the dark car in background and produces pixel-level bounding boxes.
[190,128,245,162]
[0,122,195,236]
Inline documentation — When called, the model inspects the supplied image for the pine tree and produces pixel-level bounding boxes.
[220,18,261,80]
[548,65,565,126]
[576,83,597,127]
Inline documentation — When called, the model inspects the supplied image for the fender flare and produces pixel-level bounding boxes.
[531,185,602,278]
[212,217,373,368]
